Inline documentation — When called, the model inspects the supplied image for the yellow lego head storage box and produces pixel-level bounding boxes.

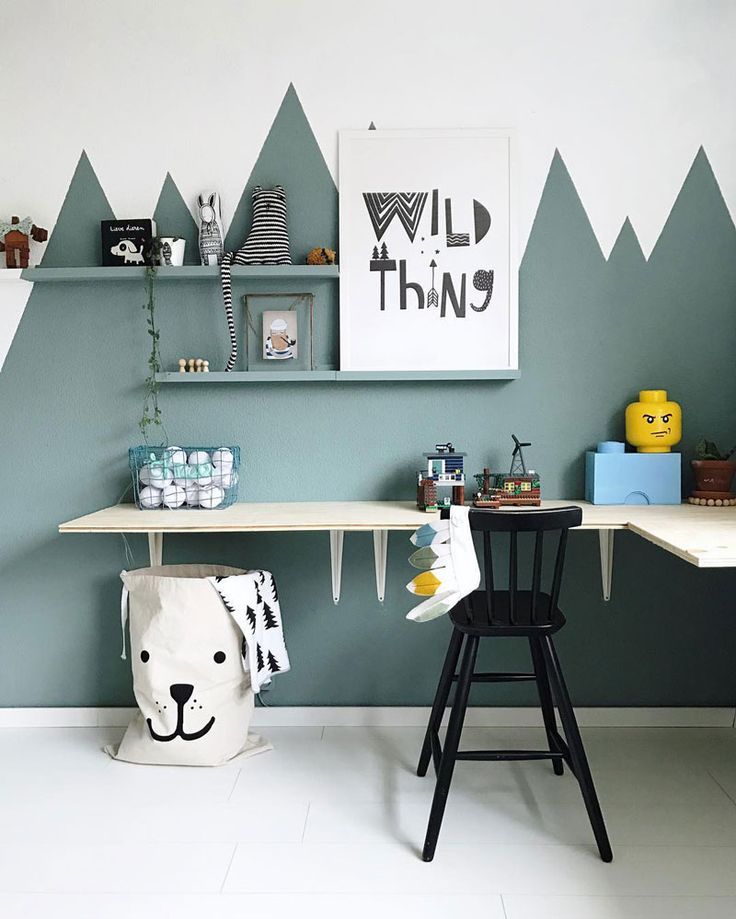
[625,390,682,453]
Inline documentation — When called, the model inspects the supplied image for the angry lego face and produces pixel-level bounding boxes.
[625,390,682,453]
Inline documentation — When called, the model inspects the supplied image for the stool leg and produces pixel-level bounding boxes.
[418,628,464,777]
[541,635,613,863]
[422,634,478,862]
[530,637,564,775]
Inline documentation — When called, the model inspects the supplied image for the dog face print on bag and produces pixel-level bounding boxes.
[133,596,245,744]
[138,648,234,742]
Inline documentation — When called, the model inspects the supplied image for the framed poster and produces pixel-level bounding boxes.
[338,129,517,372]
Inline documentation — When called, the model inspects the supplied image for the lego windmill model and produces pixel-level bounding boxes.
[473,435,542,507]
[510,435,531,476]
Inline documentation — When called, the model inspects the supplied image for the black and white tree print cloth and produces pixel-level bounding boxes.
[209,569,290,692]
[220,185,292,371]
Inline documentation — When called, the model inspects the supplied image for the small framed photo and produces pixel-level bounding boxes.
[263,311,298,360]
[244,293,314,371]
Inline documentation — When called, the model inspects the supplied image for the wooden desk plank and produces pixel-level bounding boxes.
[628,519,736,568]
[58,501,435,534]
[58,500,736,570]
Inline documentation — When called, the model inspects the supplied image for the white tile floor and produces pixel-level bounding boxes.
[1,724,736,917]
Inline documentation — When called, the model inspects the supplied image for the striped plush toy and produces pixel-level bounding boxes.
[220,185,292,371]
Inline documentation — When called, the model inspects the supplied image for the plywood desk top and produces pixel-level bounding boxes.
[59,499,736,567]
[58,500,435,535]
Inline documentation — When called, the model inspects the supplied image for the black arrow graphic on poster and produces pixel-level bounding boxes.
[428,260,439,309]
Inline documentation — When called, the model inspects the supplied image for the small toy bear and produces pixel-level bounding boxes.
[306,246,337,265]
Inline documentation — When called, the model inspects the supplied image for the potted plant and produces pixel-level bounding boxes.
[692,437,736,493]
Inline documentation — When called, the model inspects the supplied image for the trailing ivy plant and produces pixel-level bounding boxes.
[139,248,168,443]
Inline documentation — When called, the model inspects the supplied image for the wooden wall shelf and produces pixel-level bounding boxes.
[21,265,339,282]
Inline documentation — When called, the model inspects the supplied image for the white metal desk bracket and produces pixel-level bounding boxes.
[329,529,389,604]
[148,533,163,567]
[329,530,344,604]
[373,529,388,603]
[599,530,614,601]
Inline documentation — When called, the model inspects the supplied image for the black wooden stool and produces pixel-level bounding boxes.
[417,506,612,863]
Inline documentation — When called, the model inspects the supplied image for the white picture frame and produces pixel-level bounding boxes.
[338,128,518,373]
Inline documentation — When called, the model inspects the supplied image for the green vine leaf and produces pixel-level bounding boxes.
[139,266,168,445]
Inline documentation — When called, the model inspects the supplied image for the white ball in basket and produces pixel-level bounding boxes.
[188,450,211,466]
[212,447,234,468]
[139,485,162,509]
[195,470,213,487]
[184,483,200,506]
[140,463,173,488]
[212,463,234,489]
[174,466,194,486]
[165,447,187,466]
[198,484,224,509]
[162,484,186,508]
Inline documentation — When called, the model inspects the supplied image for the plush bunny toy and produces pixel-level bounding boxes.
[198,192,225,266]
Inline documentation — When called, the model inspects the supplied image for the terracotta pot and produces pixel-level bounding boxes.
[691,460,736,494]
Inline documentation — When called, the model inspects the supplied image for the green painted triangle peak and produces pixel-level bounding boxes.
[224,84,337,261]
[650,145,736,264]
[153,172,200,265]
[522,148,604,269]
[42,150,115,267]
[608,217,645,265]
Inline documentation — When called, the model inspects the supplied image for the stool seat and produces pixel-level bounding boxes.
[451,589,565,635]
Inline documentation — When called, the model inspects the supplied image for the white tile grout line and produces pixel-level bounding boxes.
[300,801,312,843]
[1,706,735,729]
[708,770,736,807]
[219,843,238,893]
[227,769,242,803]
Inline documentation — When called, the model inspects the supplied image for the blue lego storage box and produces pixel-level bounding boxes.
[585,441,681,505]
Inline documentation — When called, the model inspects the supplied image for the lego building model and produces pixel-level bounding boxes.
[417,443,466,512]
[472,435,542,508]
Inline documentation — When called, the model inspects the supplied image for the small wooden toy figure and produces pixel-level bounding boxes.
[178,357,210,372]
[0,216,48,268]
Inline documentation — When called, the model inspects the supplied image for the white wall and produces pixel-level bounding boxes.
[1,0,734,257]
